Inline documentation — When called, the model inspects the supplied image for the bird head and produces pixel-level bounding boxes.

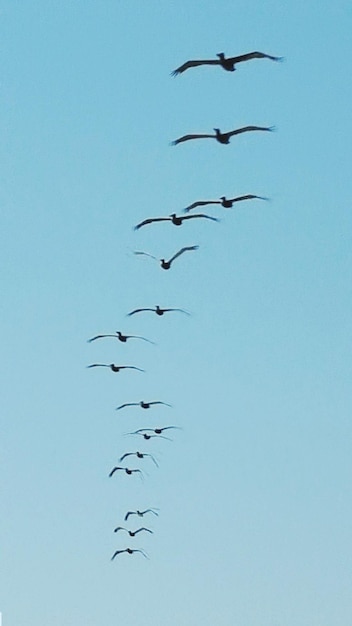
[220,196,226,201]
[217,52,225,60]
[213,128,221,135]
[169,213,176,218]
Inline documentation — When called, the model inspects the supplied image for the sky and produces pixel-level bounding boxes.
[1,1,352,625]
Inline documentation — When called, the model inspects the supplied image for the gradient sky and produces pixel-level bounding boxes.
[1,1,352,625]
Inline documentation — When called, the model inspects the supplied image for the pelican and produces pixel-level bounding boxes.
[172,126,275,146]
[111,548,148,560]
[127,305,189,317]
[124,509,159,522]
[129,426,180,435]
[108,466,143,478]
[184,194,269,212]
[128,432,173,442]
[134,213,219,230]
[134,245,199,270]
[116,400,171,410]
[87,331,155,344]
[172,51,283,75]
[113,526,153,536]
[87,364,144,373]
[119,452,159,467]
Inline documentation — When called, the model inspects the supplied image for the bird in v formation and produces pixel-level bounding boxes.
[114,526,153,536]
[109,466,143,478]
[134,212,219,230]
[124,509,159,522]
[111,548,149,560]
[127,305,190,317]
[172,125,275,146]
[87,364,144,373]
[87,331,155,344]
[116,400,171,410]
[119,451,159,467]
[134,245,198,270]
[172,50,283,75]
[184,194,269,212]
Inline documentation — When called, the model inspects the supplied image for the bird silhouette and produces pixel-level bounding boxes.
[124,509,159,522]
[172,51,283,75]
[111,548,148,560]
[113,526,153,536]
[127,305,190,317]
[108,466,143,478]
[134,245,199,270]
[184,194,269,212]
[129,426,180,435]
[116,400,171,411]
[127,432,173,442]
[172,126,275,146]
[87,364,144,373]
[134,213,219,230]
[119,451,159,467]
[87,331,155,344]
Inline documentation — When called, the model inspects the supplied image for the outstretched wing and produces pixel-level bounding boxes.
[228,51,283,65]
[87,363,107,368]
[134,251,158,261]
[184,200,220,212]
[134,549,149,558]
[134,217,170,230]
[127,308,154,316]
[128,335,155,344]
[171,58,220,76]
[109,466,122,477]
[134,527,153,535]
[116,402,138,410]
[113,527,127,533]
[182,213,219,222]
[124,511,135,521]
[227,125,275,138]
[143,508,159,516]
[171,133,214,146]
[111,550,125,560]
[122,366,145,372]
[168,245,199,264]
[119,452,134,462]
[87,334,116,342]
[150,401,172,407]
[228,194,269,203]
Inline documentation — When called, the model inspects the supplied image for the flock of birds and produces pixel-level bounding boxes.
[87,50,282,561]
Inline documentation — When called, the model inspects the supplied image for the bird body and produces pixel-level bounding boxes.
[172,126,275,146]
[134,246,199,270]
[127,305,189,317]
[172,51,283,75]
[87,364,144,373]
[184,194,269,212]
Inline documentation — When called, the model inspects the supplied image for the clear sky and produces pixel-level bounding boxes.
[1,1,352,625]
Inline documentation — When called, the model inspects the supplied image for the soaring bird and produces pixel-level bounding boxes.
[113,526,153,536]
[134,213,219,230]
[127,305,190,317]
[129,427,180,435]
[109,466,143,478]
[116,400,171,411]
[172,126,275,146]
[111,548,148,560]
[172,51,283,75]
[184,194,269,212]
[119,452,159,467]
[127,432,173,442]
[134,245,199,270]
[87,331,155,344]
[124,509,159,522]
[87,364,144,373]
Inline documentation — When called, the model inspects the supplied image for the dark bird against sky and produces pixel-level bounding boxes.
[172,51,283,75]
[119,451,159,467]
[109,466,143,478]
[116,400,172,411]
[134,213,219,230]
[134,245,199,270]
[172,126,275,146]
[127,305,190,317]
[124,509,159,522]
[184,194,269,212]
[87,364,144,373]
[87,331,155,344]
[111,548,148,560]
[113,526,154,536]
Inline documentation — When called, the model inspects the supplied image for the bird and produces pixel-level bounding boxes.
[127,305,190,317]
[124,509,159,522]
[113,526,154,536]
[129,427,181,435]
[87,331,155,344]
[134,245,199,270]
[119,452,159,467]
[87,364,144,373]
[172,126,275,146]
[111,548,149,560]
[108,466,143,478]
[184,194,269,212]
[127,432,173,442]
[134,213,219,230]
[172,51,283,76]
[116,400,172,411]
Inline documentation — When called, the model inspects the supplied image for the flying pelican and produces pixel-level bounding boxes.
[127,432,173,442]
[129,427,181,435]
[108,466,143,478]
[134,245,199,270]
[111,548,148,560]
[116,400,172,411]
[184,194,269,212]
[134,213,219,230]
[87,331,155,344]
[172,126,275,146]
[119,452,159,467]
[124,509,159,522]
[113,527,154,536]
[127,305,190,317]
[172,51,283,75]
[87,364,144,373]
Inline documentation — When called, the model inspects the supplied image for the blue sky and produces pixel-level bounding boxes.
[1,1,352,625]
